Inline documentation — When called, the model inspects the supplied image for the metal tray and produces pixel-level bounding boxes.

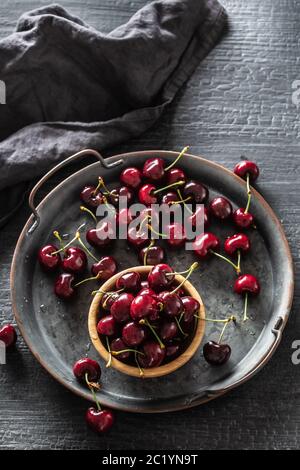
[10,149,294,413]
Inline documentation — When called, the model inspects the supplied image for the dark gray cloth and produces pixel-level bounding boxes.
[0,1,227,226]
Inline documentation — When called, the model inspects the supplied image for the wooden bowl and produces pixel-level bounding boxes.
[88,266,206,378]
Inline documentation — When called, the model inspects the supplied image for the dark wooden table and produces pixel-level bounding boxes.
[0,0,299,450]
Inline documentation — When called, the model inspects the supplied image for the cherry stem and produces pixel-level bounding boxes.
[195,316,236,323]
[85,373,101,411]
[105,337,112,368]
[51,223,86,255]
[112,349,145,356]
[76,234,98,262]
[137,215,151,236]
[177,189,193,214]
[244,173,252,214]
[170,262,199,294]
[53,230,64,250]
[153,180,185,195]
[171,196,192,205]
[243,292,249,322]
[143,239,155,265]
[135,351,144,377]
[92,177,103,195]
[218,316,236,344]
[164,146,190,171]
[80,205,97,223]
[139,318,165,349]
[175,316,188,337]
[98,177,111,195]
[146,224,167,238]
[91,287,124,297]
[237,250,241,274]
[74,272,102,287]
[211,250,240,274]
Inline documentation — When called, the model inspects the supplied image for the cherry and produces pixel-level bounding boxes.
[138,183,157,205]
[122,321,146,346]
[188,207,209,229]
[224,233,250,255]
[86,221,114,248]
[182,296,200,323]
[139,341,166,368]
[138,287,158,298]
[234,160,259,182]
[101,292,120,311]
[183,180,208,203]
[209,197,232,220]
[109,186,133,206]
[166,343,180,357]
[120,167,142,189]
[140,280,150,289]
[73,358,101,383]
[110,293,134,323]
[86,407,114,434]
[142,158,165,181]
[161,191,179,205]
[160,321,178,341]
[0,324,17,348]
[148,264,174,292]
[38,244,61,271]
[110,338,130,360]
[91,256,117,280]
[159,292,183,317]
[203,341,231,365]
[234,274,260,296]
[116,271,141,293]
[139,245,165,265]
[193,232,220,258]
[166,168,186,185]
[130,294,160,321]
[117,208,133,226]
[127,225,149,248]
[54,273,75,299]
[62,247,87,274]
[97,315,117,336]
[233,208,254,229]
[166,222,186,248]
[80,185,104,208]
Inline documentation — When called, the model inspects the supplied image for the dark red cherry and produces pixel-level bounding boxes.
[234,161,259,182]
[166,168,186,185]
[183,180,208,203]
[203,341,231,365]
[109,186,134,206]
[0,324,17,348]
[148,264,174,292]
[161,191,179,205]
[160,321,178,341]
[110,337,130,360]
[139,341,166,368]
[138,184,157,205]
[101,292,120,311]
[116,271,141,293]
[234,274,260,296]
[138,287,158,298]
[166,343,180,357]
[224,233,250,255]
[122,322,146,346]
[86,221,114,248]
[142,158,165,181]
[110,293,134,323]
[127,226,149,248]
[140,280,149,289]
[86,407,114,434]
[54,273,75,299]
[182,296,200,323]
[233,208,254,229]
[91,256,117,280]
[97,315,117,336]
[188,206,209,230]
[117,208,133,226]
[130,294,160,321]
[139,245,165,265]
[120,167,142,189]
[193,232,220,258]
[166,222,186,248]
[209,197,232,220]
[38,244,60,271]
[80,185,104,208]
[159,292,183,317]
[62,247,87,274]
[73,358,101,383]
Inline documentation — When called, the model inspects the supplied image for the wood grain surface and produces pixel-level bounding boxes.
[0,0,299,450]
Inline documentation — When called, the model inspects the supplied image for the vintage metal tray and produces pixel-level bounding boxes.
[10,149,294,412]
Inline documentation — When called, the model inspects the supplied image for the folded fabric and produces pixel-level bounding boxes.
[0,0,227,226]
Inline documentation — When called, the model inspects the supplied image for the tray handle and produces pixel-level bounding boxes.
[28,149,123,233]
